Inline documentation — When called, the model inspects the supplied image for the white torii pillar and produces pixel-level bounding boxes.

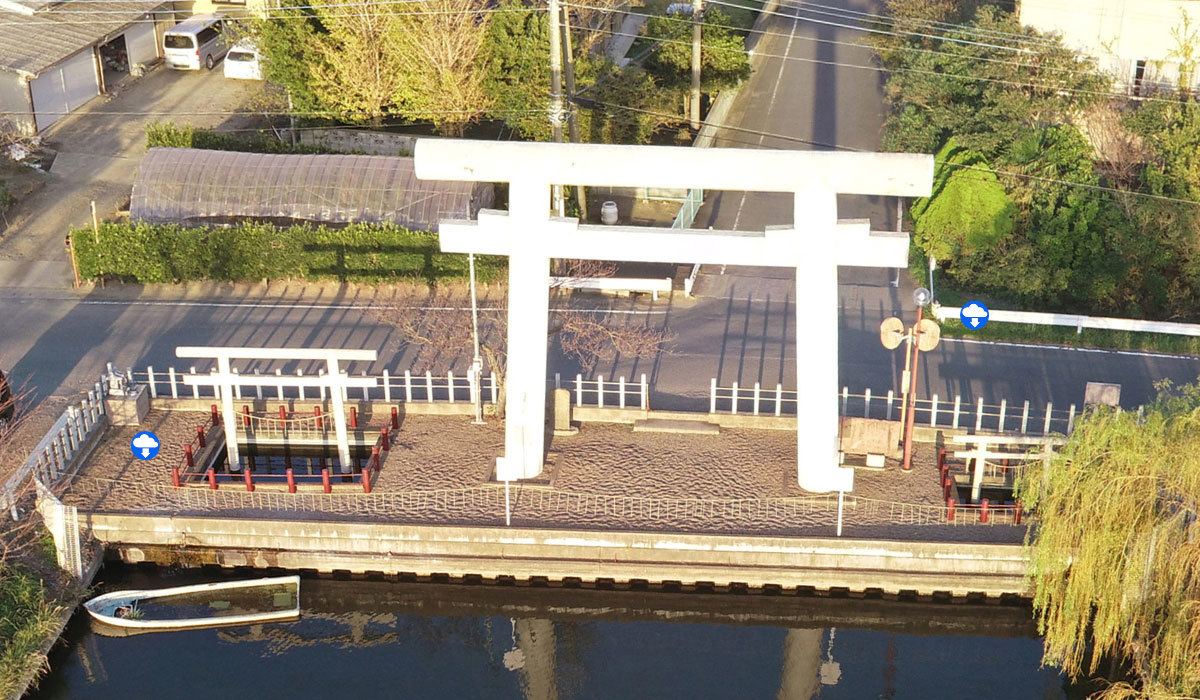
[176,347,377,473]
[415,140,932,493]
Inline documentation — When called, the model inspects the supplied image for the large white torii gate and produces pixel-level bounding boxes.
[176,347,377,473]
[415,140,932,493]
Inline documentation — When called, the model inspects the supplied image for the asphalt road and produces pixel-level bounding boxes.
[4,285,1199,415]
[2,0,1198,415]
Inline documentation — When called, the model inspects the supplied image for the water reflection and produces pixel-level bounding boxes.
[32,567,1069,700]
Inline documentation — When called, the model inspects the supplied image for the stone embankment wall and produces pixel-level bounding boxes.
[90,514,1028,597]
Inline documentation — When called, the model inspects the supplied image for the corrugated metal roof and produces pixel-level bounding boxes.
[130,147,494,229]
[0,1,165,76]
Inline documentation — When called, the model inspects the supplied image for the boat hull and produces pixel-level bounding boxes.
[84,575,300,631]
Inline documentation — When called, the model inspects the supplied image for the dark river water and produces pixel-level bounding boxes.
[30,566,1084,700]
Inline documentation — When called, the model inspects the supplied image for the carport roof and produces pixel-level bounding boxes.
[0,0,166,77]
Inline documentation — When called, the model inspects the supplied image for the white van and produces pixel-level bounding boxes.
[163,15,229,71]
[223,40,262,80]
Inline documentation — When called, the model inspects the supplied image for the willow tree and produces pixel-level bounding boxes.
[1017,381,1200,699]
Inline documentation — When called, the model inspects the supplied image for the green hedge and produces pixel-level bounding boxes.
[70,222,506,284]
[145,121,331,155]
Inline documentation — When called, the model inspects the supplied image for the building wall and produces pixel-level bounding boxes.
[0,70,34,135]
[1020,0,1200,91]
[183,0,272,19]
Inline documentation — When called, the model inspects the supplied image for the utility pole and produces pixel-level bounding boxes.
[468,252,485,425]
[690,0,702,130]
[548,0,566,216]
[561,4,587,220]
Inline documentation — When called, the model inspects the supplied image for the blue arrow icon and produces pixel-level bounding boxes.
[960,301,989,330]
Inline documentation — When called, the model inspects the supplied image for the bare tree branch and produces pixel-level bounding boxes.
[370,278,673,415]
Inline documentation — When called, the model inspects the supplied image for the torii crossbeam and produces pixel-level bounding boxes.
[415,140,933,493]
[176,347,377,473]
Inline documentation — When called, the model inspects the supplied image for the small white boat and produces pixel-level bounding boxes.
[84,575,300,632]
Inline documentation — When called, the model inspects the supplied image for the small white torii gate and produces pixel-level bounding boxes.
[415,140,932,493]
[176,347,377,473]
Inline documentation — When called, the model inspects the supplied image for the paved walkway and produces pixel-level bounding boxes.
[0,66,260,289]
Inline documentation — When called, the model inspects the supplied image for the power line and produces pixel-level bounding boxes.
[0,2,542,24]
[764,0,1063,49]
[576,17,1194,107]
[565,0,1095,79]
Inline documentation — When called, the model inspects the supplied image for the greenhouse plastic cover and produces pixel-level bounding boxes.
[130,147,490,229]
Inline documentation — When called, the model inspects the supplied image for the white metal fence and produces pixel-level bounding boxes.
[935,304,1200,338]
[709,380,1082,436]
[3,380,107,517]
[556,373,649,410]
[131,366,499,405]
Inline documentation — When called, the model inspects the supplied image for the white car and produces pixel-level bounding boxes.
[223,40,262,80]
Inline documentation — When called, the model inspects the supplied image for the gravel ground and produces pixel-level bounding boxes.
[61,413,1026,543]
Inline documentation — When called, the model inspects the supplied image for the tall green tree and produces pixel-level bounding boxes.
[392,0,494,136]
[910,138,1015,261]
[1018,380,1200,699]
[254,9,326,115]
[874,5,1111,160]
[643,9,751,95]
[482,0,551,141]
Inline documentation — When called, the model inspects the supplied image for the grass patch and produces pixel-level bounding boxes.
[925,270,1200,356]
[0,563,67,697]
[935,315,1200,356]
[717,0,763,32]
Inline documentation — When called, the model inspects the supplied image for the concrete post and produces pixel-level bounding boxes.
[552,388,577,436]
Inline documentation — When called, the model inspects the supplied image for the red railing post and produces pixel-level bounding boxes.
[380,428,389,451]
[196,425,206,448]
[185,444,195,469]
[211,404,219,426]
[244,466,254,492]
[947,498,956,522]
[350,407,358,429]
[286,468,296,493]
[171,467,181,488]
[207,468,218,490]
[242,405,251,427]
[361,467,372,493]
[937,447,946,479]
[279,405,287,421]
[1015,502,1024,525]
[314,406,323,429]
[980,498,989,524]
[391,406,399,429]
[321,468,331,494]
[942,475,952,500]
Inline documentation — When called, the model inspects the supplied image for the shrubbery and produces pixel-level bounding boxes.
[145,121,329,155]
[70,221,506,284]
[874,3,1200,319]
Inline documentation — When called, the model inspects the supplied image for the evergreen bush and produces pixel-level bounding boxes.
[70,221,506,285]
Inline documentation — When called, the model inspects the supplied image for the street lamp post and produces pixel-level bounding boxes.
[880,287,938,474]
